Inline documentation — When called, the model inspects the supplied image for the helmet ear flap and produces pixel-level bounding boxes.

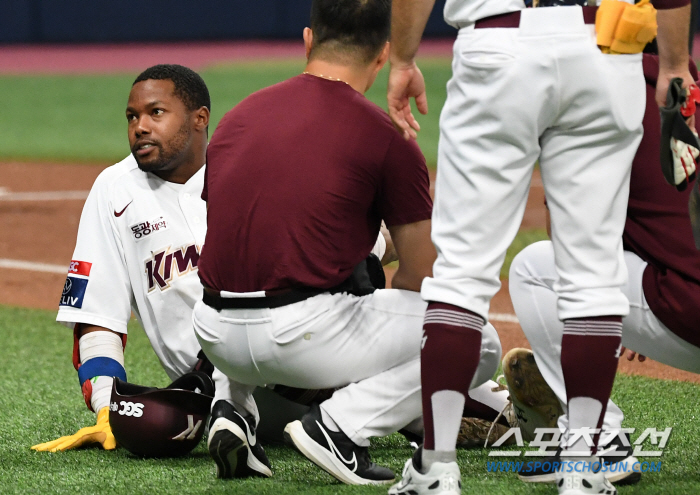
[109,376,214,457]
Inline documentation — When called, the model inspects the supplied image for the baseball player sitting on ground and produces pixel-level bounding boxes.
[387,0,694,494]
[29,63,515,471]
[30,64,240,457]
[506,51,700,485]
[191,0,508,485]
[28,62,389,461]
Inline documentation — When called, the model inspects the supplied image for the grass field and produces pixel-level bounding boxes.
[0,58,451,166]
[1,305,698,494]
[1,59,698,494]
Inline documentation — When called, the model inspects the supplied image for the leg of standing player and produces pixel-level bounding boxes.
[539,47,644,460]
[418,8,644,481]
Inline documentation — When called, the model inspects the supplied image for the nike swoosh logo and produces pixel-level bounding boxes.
[315,420,358,473]
[114,201,133,217]
[236,411,257,447]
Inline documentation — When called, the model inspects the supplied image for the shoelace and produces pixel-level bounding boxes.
[484,374,513,448]
[484,400,512,448]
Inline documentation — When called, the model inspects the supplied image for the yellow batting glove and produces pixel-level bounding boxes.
[31,407,116,452]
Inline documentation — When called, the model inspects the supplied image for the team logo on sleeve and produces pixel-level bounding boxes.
[130,216,168,242]
[59,260,92,308]
[145,244,200,292]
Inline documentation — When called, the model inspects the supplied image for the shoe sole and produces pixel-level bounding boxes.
[283,420,394,486]
[208,418,272,478]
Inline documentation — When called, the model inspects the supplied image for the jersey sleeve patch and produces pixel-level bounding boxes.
[68,260,92,277]
[59,275,89,308]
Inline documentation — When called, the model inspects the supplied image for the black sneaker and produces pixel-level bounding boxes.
[518,434,641,485]
[207,400,272,479]
[283,403,395,485]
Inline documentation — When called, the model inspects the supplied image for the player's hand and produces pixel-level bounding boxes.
[387,61,428,140]
[656,67,696,109]
[31,407,116,452]
[620,346,646,362]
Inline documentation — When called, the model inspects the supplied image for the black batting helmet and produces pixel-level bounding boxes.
[109,371,214,457]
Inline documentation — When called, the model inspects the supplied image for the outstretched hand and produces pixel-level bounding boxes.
[387,61,428,140]
[31,407,116,452]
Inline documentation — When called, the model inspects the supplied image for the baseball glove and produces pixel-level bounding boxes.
[501,348,563,442]
[660,78,700,191]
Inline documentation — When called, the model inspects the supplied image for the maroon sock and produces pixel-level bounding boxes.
[421,302,483,450]
[561,316,622,453]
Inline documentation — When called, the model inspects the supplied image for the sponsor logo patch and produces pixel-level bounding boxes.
[130,216,168,241]
[60,275,88,308]
[68,260,92,277]
[60,260,91,308]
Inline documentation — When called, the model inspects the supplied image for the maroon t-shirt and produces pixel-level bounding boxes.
[622,55,700,347]
[199,74,433,293]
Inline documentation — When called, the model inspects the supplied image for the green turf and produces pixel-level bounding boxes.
[2,304,697,494]
[0,58,451,166]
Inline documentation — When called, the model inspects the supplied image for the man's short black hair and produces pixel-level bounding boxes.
[133,64,211,112]
[310,0,391,64]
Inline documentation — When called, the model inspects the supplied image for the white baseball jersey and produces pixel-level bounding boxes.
[57,155,207,380]
[57,154,387,382]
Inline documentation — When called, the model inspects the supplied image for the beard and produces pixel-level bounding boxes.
[133,121,192,174]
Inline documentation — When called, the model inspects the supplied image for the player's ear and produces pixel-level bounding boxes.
[303,27,313,60]
[193,107,210,132]
[376,42,390,71]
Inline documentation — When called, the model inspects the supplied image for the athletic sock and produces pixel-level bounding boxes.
[421,302,483,467]
[561,316,622,455]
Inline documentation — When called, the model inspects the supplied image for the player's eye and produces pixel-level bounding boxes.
[126,114,136,122]
[153,108,164,116]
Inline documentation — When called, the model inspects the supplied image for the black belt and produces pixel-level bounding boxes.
[474,6,597,29]
[202,254,385,311]
[202,287,330,310]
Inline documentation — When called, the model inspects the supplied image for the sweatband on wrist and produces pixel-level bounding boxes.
[77,357,126,385]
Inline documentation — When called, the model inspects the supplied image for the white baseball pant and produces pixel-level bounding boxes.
[421,6,645,323]
[510,241,700,431]
[192,288,502,446]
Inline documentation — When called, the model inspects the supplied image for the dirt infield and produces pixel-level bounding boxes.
[1,160,697,384]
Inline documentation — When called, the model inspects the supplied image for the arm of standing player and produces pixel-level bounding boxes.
[387,0,436,140]
[655,3,695,112]
[31,324,124,452]
[387,219,436,292]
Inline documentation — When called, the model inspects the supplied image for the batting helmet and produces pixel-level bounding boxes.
[109,371,214,457]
